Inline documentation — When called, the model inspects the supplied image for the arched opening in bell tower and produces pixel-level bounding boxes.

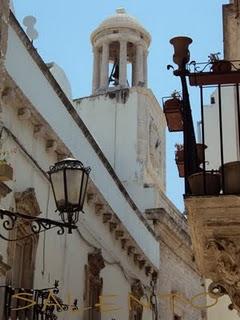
[108,41,137,88]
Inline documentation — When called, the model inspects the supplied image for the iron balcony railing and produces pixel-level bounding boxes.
[184,60,240,196]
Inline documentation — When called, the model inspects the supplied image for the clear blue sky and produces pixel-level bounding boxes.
[13,0,227,211]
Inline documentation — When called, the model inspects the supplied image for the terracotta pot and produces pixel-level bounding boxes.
[176,161,184,178]
[211,60,232,73]
[175,149,184,177]
[175,144,207,165]
[188,171,221,195]
[175,149,184,162]
[196,144,207,164]
[0,163,13,181]
[163,98,183,132]
[221,161,240,194]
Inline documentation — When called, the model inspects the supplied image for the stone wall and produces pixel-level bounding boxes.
[158,241,205,320]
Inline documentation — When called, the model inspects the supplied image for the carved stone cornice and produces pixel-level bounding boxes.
[145,208,196,270]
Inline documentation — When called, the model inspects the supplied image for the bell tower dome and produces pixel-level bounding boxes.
[91,8,151,94]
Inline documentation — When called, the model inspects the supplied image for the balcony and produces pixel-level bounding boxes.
[182,60,240,312]
[165,39,240,313]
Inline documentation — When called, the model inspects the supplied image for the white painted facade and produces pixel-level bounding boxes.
[74,88,166,212]
[0,4,203,320]
[4,24,159,269]
[75,9,166,213]
[201,87,239,170]
[0,7,159,320]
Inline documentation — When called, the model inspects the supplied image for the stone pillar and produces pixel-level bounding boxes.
[143,50,148,87]
[119,40,127,87]
[223,0,240,60]
[135,44,144,86]
[132,61,136,86]
[100,42,109,90]
[92,47,100,93]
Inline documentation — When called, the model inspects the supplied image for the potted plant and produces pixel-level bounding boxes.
[163,91,183,132]
[196,143,207,165]
[209,53,232,73]
[188,170,221,195]
[175,143,184,177]
[221,161,240,194]
[175,143,207,177]
[0,149,14,181]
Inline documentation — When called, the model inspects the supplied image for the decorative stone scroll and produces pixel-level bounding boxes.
[207,239,240,312]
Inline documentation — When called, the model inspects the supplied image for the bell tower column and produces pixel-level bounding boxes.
[119,40,127,87]
[100,41,109,90]
[135,43,144,85]
[143,50,148,88]
[92,47,100,93]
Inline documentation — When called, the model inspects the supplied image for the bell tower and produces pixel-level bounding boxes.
[91,8,151,94]
[75,9,166,212]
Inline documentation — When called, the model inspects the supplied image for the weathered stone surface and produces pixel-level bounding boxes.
[186,195,240,312]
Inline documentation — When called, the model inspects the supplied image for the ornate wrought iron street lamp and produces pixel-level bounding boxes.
[0,158,91,240]
[48,158,91,233]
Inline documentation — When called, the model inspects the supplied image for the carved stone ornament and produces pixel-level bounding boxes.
[207,239,240,312]
[15,188,41,216]
[88,249,105,277]
[129,279,144,320]
[84,249,105,320]
[131,279,145,299]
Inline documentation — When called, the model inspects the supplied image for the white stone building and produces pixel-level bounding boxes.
[0,2,203,320]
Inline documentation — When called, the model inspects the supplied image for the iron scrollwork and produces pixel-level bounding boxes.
[0,208,77,241]
[2,280,78,320]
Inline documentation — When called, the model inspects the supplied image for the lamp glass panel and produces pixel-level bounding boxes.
[50,170,65,210]
[80,171,88,207]
[66,169,83,207]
